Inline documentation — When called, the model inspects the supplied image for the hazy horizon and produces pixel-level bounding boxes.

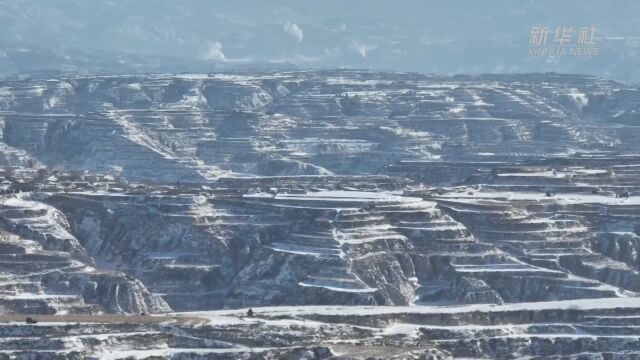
[1,0,639,81]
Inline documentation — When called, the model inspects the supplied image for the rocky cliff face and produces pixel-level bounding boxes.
[0,70,640,358]
[0,193,169,315]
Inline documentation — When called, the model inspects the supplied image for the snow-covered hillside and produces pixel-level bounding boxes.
[0,70,640,358]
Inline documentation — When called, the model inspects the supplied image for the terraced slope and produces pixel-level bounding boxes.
[0,71,638,182]
[0,70,639,358]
